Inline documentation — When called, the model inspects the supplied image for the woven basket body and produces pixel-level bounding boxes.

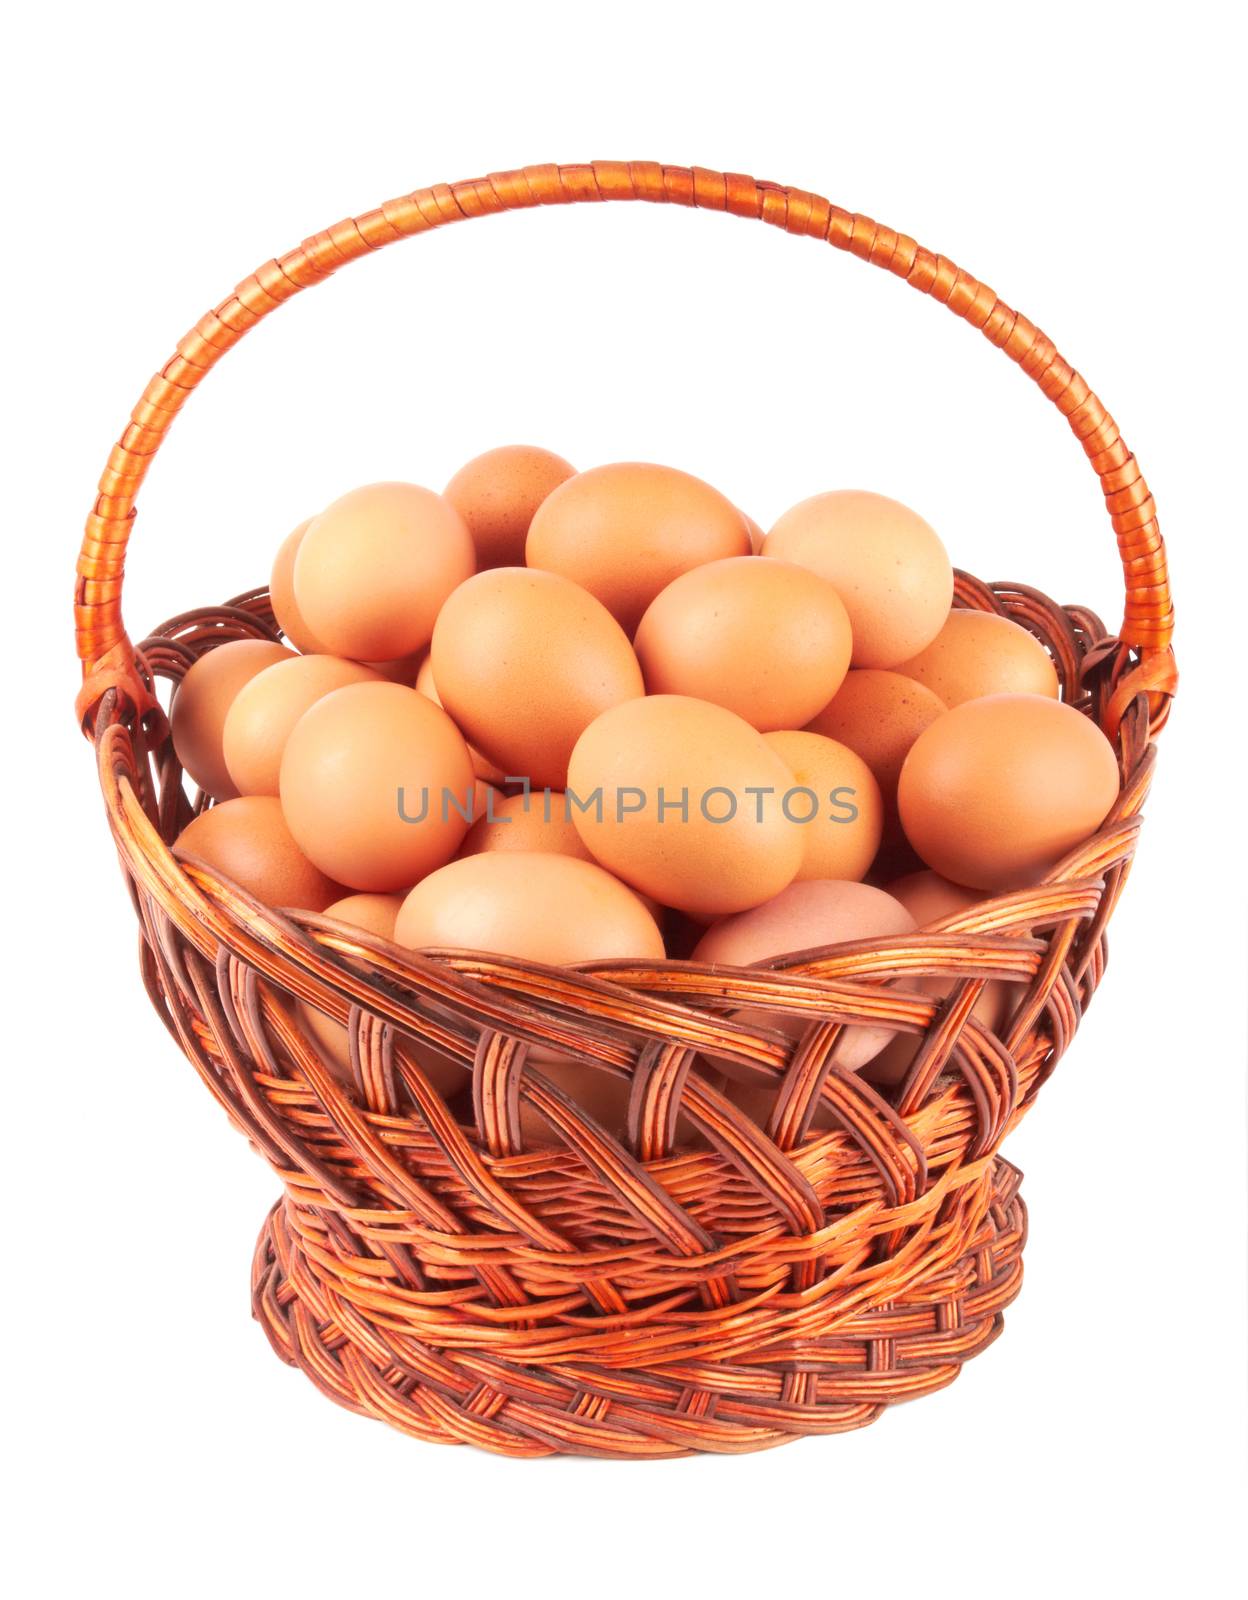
[76,164,1175,1459]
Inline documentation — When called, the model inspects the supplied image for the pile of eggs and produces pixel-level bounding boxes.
[170,446,1121,1135]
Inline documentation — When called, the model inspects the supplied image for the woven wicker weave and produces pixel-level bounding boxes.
[75,163,1176,1458]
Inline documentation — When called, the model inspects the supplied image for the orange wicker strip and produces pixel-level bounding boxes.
[76,168,1174,1457]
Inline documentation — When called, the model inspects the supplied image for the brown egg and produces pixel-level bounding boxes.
[174,796,340,910]
[511,1056,706,1148]
[222,654,381,796]
[414,652,506,785]
[395,851,665,964]
[171,639,294,799]
[443,445,576,569]
[741,514,766,554]
[897,609,1059,705]
[763,731,882,882]
[293,482,475,661]
[887,869,987,927]
[899,693,1120,890]
[517,1058,632,1144]
[269,519,330,653]
[321,891,407,940]
[272,521,431,680]
[867,871,1017,1089]
[568,695,804,918]
[280,681,476,892]
[764,490,952,668]
[430,567,644,789]
[806,669,947,829]
[693,879,917,1075]
[297,893,470,1102]
[457,790,596,861]
[526,462,751,634]
[634,557,853,731]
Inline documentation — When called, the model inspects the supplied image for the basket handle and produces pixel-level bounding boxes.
[74,161,1176,731]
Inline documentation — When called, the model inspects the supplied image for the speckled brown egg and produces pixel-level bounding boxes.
[414,651,506,785]
[394,851,665,965]
[898,693,1120,890]
[897,609,1059,705]
[693,879,917,1076]
[634,557,853,731]
[279,681,476,891]
[568,695,804,917]
[431,567,644,789]
[294,482,475,661]
[174,795,340,910]
[269,519,329,654]
[805,669,947,828]
[764,490,952,668]
[223,653,381,796]
[444,444,576,569]
[526,462,751,634]
[763,730,883,882]
[171,639,295,800]
[457,790,595,862]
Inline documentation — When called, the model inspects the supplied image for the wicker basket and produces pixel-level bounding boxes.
[74,163,1176,1459]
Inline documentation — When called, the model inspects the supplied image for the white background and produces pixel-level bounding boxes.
[6,3,1245,1595]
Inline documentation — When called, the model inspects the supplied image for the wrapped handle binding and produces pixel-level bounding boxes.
[74,161,1175,729]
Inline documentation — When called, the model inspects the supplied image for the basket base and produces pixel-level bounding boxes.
[250,1157,1027,1459]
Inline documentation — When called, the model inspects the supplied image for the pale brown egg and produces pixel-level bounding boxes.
[443,445,576,569]
[321,891,407,939]
[394,851,665,964]
[430,567,644,789]
[634,557,853,731]
[455,791,662,927]
[568,695,804,917]
[763,730,882,882]
[457,790,596,861]
[693,879,917,1076]
[764,490,952,668]
[414,652,506,785]
[898,693,1120,890]
[222,654,381,796]
[174,796,340,910]
[397,855,667,1148]
[272,520,431,678]
[293,482,475,661]
[171,639,294,800]
[279,681,476,892]
[297,893,471,1102]
[886,869,987,927]
[897,609,1059,705]
[269,519,330,653]
[805,669,947,828]
[526,462,751,634]
[741,514,766,554]
[866,870,1018,1089]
